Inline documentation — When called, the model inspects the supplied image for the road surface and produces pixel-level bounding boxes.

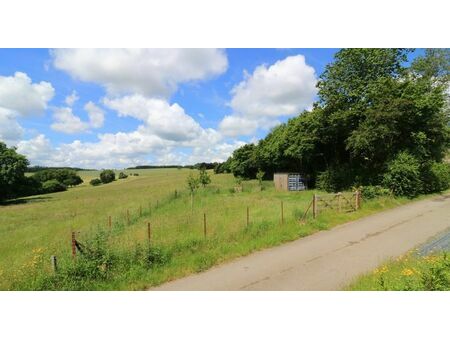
[151,194,450,290]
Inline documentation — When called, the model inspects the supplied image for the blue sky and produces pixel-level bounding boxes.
[0,48,421,169]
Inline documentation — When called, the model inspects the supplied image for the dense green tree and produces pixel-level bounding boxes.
[42,179,67,193]
[99,170,115,184]
[0,142,30,201]
[90,178,102,186]
[33,169,83,187]
[226,48,450,196]
[228,144,259,178]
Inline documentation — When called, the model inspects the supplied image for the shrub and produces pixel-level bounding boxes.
[382,152,422,197]
[100,170,115,184]
[316,165,354,192]
[90,178,102,186]
[118,172,128,179]
[256,169,265,189]
[42,179,67,193]
[360,185,391,199]
[421,162,450,193]
[33,169,83,187]
[199,168,211,188]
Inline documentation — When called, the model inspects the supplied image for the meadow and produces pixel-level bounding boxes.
[347,252,450,291]
[0,168,413,290]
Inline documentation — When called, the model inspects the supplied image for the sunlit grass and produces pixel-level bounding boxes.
[0,168,423,290]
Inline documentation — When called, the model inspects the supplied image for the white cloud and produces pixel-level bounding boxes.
[65,90,79,106]
[220,55,317,136]
[51,102,105,134]
[0,108,24,144]
[104,95,204,142]
[84,101,105,128]
[0,72,54,145]
[0,72,54,116]
[17,126,241,169]
[51,107,89,134]
[52,49,228,97]
[219,115,280,137]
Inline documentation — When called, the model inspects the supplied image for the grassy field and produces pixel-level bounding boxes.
[347,251,450,291]
[0,168,415,290]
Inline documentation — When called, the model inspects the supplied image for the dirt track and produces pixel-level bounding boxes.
[151,194,450,290]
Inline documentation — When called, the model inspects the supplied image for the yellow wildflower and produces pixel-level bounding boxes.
[379,266,388,274]
[401,268,414,276]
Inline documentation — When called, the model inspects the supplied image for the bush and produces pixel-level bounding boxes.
[421,162,450,193]
[90,178,102,186]
[100,170,115,184]
[382,152,422,197]
[118,172,128,179]
[42,179,67,193]
[316,165,354,192]
[33,169,83,187]
[199,168,211,187]
[360,185,391,199]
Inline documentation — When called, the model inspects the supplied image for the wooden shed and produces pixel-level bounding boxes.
[273,173,307,191]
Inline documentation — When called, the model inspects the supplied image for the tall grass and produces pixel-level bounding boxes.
[347,252,450,291]
[1,168,422,290]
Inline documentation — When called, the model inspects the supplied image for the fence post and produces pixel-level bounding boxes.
[203,213,207,239]
[355,190,360,210]
[312,194,317,219]
[281,201,284,224]
[246,206,249,227]
[337,193,342,213]
[108,215,112,229]
[71,231,76,259]
[175,190,178,198]
[127,209,130,226]
[50,255,58,273]
[147,222,151,244]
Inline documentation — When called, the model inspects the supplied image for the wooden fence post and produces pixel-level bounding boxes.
[50,255,58,273]
[281,201,284,224]
[246,206,249,227]
[71,231,76,259]
[108,215,112,229]
[147,222,151,244]
[312,194,317,219]
[355,190,360,210]
[175,190,178,198]
[203,213,207,239]
[337,193,341,213]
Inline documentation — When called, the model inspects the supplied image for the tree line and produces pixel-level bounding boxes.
[0,144,85,201]
[220,49,450,197]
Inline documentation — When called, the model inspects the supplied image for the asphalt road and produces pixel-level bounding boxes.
[151,194,450,291]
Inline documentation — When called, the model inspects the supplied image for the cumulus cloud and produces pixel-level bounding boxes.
[0,72,55,116]
[65,90,79,106]
[84,101,105,128]
[51,102,105,134]
[0,72,54,144]
[104,95,204,142]
[52,49,228,97]
[0,108,24,144]
[220,55,317,136]
[17,126,242,169]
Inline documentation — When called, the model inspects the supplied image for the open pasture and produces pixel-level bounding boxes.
[0,168,408,290]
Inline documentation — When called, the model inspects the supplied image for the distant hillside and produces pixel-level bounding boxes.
[127,163,219,170]
[26,166,96,173]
